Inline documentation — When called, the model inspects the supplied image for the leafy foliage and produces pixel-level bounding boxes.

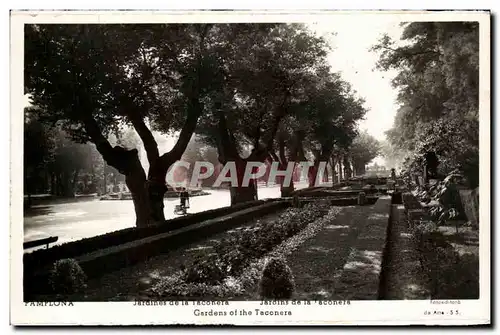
[151,206,341,299]
[25,24,230,224]
[49,258,87,295]
[182,202,330,285]
[373,22,479,187]
[349,131,381,175]
[259,257,295,299]
[413,170,467,233]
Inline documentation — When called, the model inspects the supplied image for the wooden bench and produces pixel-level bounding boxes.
[24,236,58,250]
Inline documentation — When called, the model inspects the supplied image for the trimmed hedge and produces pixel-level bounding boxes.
[49,258,87,296]
[301,189,385,198]
[299,196,378,206]
[259,257,295,299]
[24,199,276,271]
[25,201,290,299]
[152,202,331,298]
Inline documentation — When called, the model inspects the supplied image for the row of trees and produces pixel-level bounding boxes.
[372,22,479,187]
[24,108,142,200]
[25,23,378,227]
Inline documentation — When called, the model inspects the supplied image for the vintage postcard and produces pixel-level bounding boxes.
[10,9,490,326]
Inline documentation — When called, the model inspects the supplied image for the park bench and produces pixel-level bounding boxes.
[24,236,58,250]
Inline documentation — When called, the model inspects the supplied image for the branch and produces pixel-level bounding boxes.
[215,102,240,163]
[253,99,268,149]
[263,90,291,153]
[380,45,441,58]
[269,150,280,162]
[161,96,203,165]
[128,114,160,163]
[278,136,287,166]
[80,113,134,175]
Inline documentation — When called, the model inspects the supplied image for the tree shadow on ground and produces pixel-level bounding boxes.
[421,230,479,300]
[287,222,355,301]
[24,205,54,217]
[332,243,383,300]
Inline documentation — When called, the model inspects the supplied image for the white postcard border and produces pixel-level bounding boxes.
[10,10,491,326]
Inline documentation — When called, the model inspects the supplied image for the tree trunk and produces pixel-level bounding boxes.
[330,157,336,185]
[146,161,169,224]
[60,171,75,197]
[125,173,151,228]
[50,173,55,195]
[280,178,294,197]
[72,169,80,195]
[343,156,352,180]
[229,159,258,205]
[25,190,32,210]
[308,162,318,187]
[354,164,366,176]
[101,146,157,228]
[230,182,257,204]
[146,180,167,223]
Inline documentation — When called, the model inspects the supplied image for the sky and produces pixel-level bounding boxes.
[310,17,403,165]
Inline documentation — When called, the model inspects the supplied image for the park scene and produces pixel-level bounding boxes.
[22,19,480,302]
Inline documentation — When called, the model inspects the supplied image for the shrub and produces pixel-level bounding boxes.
[49,258,87,295]
[412,220,438,237]
[182,202,330,285]
[259,257,295,299]
[183,254,225,285]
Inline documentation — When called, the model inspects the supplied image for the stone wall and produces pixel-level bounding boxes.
[458,187,479,229]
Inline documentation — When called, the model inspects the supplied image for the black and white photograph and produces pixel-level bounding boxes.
[9,9,490,326]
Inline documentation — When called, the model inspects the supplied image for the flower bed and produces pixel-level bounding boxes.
[406,197,479,299]
[411,223,478,299]
[149,202,335,299]
[24,199,276,270]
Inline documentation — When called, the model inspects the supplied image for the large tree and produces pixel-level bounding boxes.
[349,131,381,176]
[24,107,55,204]
[372,22,479,187]
[25,24,218,226]
[196,24,333,204]
[267,68,366,190]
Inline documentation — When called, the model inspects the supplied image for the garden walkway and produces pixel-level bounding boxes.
[286,196,391,300]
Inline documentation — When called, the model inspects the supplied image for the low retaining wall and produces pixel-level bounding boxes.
[458,187,479,229]
[298,189,386,198]
[24,200,290,299]
[290,186,327,196]
[297,196,378,206]
[24,199,277,270]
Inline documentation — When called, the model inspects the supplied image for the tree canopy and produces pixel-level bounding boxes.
[25,23,370,223]
[349,131,381,176]
[372,22,479,187]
